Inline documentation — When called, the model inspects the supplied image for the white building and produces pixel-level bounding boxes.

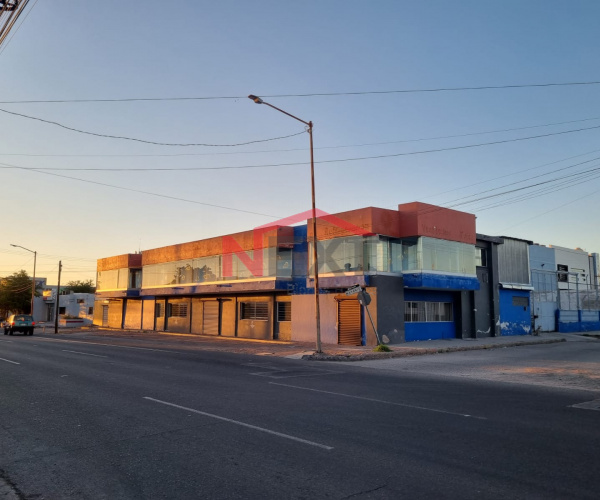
[32,279,95,326]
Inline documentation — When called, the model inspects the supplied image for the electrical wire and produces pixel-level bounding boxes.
[0,107,306,146]
[12,167,282,219]
[499,189,600,231]
[438,155,600,207]
[413,148,600,203]
[2,122,599,172]
[1,80,600,103]
[2,115,600,159]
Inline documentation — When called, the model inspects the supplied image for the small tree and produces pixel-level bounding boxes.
[0,270,39,316]
[65,279,96,294]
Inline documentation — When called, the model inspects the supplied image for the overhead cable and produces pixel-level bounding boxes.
[0,107,306,146]
[3,122,600,171]
[2,115,600,159]
[1,80,600,104]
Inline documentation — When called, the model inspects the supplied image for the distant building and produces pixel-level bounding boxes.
[530,245,600,332]
[32,279,95,326]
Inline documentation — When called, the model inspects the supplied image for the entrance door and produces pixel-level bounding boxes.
[102,305,109,327]
[203,301,220,335]
[475,268,494,337]
[338,299,362,345]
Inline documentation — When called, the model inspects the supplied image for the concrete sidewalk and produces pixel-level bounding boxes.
[301,331,589,361]
[46,327,599,361]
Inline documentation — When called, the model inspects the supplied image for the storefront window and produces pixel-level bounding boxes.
[97,268,129,291]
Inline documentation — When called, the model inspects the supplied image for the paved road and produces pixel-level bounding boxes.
[353,335,600,392]
[1,333,599,499]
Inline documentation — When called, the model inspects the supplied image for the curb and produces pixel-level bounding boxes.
[302,338,566,362]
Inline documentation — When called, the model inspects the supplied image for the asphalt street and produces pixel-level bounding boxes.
[1,333,599,499]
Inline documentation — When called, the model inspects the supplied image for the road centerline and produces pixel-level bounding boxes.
[269,382,487,420]
[143,396,334,451]
[33,337,172,353]
[61,350,108,358]
[0,357,20,365]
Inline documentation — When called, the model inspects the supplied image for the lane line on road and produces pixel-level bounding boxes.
[270,382,487,420]
[0,357,20,365]
[570,399,600,411]
[61,350,108,358]
[143,396,334,451]
[33,337,172,353]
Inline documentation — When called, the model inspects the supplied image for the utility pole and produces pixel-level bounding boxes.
[0,0,31,49]
[54,261,61,334]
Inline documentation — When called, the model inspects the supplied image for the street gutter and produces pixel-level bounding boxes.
[302,338,566,362]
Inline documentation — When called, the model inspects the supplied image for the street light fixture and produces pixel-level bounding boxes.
[9,243,37,318]
[248,94,322,353]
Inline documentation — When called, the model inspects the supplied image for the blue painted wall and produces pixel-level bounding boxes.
[557,310,600,332]
[404,289,456,341]
[499,289,532,336]
[403,272,479,290]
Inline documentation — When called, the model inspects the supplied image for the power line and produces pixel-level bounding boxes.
[0,107,306,146]
[438,155,600,207]
[2,115,600,159]
[416,148,600,203]
[499,189,600,232]
[3,122,600,172]
[1,80,600,104]
[15,168,282,219]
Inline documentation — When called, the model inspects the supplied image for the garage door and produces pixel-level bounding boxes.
[338,299,362,345]
[203,301,220,335]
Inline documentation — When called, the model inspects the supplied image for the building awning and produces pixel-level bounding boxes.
[499,283,534,291]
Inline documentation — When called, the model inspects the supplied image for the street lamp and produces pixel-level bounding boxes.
[248,94,322,353]
[10,243,37,318]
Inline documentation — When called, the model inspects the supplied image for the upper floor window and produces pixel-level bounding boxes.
[476,248,488,267]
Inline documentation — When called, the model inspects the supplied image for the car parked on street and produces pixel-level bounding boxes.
[4,314,35,335]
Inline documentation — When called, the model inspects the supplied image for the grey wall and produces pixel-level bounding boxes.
[370,275,405,344]
[474,237,502,337]
[498,238,531,285]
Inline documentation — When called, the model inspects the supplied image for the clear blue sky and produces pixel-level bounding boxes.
[2,0,599,284]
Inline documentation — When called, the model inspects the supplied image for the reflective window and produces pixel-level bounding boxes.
[404,301,453,322]
[97,268,128,291]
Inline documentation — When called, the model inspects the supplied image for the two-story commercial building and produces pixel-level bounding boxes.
[94,202,483,345]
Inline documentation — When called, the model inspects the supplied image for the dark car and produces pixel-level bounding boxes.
[4,314,35,335]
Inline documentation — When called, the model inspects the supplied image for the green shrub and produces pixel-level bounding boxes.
[373,344,391,352]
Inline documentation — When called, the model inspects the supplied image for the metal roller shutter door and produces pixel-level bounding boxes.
[203,301,220,335]
[338,300,362,345]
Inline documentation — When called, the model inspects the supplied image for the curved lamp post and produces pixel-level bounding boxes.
[10,243,37,318]
[248,94,322,353]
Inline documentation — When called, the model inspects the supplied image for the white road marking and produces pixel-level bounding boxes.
[243,362,340,379]
[270,382,487,420]
[143,396,334,450]
[0,339,13,343]
[0,357,20,365]
[61,350,108,358]
[570,399,600,411]
[34,337,171,353]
